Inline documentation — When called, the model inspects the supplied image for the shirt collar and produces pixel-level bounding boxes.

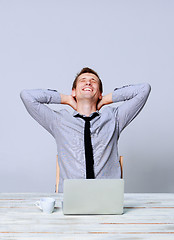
[73,110,100,118]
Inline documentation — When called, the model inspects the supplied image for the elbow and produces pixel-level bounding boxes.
[20,89,30,101]
[20,89,26,100]
[142,83,151,95]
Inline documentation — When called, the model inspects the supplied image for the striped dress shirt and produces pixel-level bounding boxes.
[20,83,151,192]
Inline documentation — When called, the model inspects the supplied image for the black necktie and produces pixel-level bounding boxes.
[75,112,99,179]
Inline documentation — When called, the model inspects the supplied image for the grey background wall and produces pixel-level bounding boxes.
[0,0,173,193]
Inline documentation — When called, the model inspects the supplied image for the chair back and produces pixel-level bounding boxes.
[55,155,59,193]
[119,156,123,179]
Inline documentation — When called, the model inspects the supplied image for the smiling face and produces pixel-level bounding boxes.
[72,73,102,103]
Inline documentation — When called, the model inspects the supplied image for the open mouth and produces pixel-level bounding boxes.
[82,87,93,92]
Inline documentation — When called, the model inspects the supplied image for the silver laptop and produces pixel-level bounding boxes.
[63,179,124,215]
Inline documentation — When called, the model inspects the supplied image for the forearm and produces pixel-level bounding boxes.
[20,89,61,105]
[112,83,151,103]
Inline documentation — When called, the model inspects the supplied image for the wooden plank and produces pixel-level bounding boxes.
[0,193,174,239]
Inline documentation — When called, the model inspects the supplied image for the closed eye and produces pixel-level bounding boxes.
[91,79,97,83]
[79,79,86,82]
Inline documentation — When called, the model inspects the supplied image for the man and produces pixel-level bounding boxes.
[20,67,151,192]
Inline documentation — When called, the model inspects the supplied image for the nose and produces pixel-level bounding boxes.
[85,79,92,85]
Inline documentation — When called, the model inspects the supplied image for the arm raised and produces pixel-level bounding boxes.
[113,83,151,133]
[20,89,77,136]
[20,89,62,136]
[97,83,151,133]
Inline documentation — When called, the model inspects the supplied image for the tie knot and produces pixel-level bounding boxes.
[75,112,99,122]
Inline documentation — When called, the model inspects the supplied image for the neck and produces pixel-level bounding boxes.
[76,100,97,116]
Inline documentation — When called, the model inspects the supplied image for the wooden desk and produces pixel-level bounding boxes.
[0,193,174,239]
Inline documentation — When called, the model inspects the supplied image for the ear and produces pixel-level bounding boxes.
[72,88,76,97]
[99,92,102,100]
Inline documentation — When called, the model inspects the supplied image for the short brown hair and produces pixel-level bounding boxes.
[72,67,103,93]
